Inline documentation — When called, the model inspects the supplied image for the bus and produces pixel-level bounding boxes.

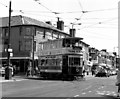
[38,37,83,80]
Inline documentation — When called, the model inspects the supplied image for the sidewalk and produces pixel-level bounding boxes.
[0,74,27,83]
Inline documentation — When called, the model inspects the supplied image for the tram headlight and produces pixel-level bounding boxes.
[76,68,79,72]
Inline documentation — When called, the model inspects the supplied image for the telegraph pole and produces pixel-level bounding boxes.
[32,27,35,76]
[5,1,12,80]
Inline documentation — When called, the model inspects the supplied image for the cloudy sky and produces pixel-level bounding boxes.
[0,0,119,53]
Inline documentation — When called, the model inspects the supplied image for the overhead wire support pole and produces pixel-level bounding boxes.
[5,1,12,80]
[32,27,35,76]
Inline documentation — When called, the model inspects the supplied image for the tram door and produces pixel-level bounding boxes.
[62,55,68,75]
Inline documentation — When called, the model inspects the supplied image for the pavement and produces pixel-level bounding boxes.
[0,73,94,83]
[0,74,28,83]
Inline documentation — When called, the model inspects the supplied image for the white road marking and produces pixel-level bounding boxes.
[96,90,118,97]
[106,93,110,95]
[74,95,79,97]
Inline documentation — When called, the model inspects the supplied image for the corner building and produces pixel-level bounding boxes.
[0,15,70,74]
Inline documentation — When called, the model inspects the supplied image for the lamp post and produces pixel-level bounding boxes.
[5,1,12,80]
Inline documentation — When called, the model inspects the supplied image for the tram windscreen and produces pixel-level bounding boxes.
[69,57,80,66]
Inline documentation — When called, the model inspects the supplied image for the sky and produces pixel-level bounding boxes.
[0,0,119,53]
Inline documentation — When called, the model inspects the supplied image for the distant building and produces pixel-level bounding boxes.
[79,41,90,72]
[98,50,116,69]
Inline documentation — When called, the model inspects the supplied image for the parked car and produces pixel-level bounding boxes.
[111,70,117,75]
[95,69,110,77]
[0,65,14,77]
[0,67,5,77]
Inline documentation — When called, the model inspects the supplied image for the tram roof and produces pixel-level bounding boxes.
[63,37,83,41]
[39,37,83,44]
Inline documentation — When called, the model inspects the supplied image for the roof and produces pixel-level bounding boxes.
[0,15,69,35]
[79,40,90,46]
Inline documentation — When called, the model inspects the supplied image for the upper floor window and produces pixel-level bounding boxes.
[53,33,58,39]
[25,40,32,51]
[19,26,22,36]
[26,28,31,35]
[45,31,52,40]
[4,28,8,37]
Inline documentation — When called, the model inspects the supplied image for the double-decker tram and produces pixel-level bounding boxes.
[38,37,83,80]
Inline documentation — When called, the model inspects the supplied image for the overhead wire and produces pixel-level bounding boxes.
[77,29,117,40]
[78,17,117,30]
[33,0,59,19]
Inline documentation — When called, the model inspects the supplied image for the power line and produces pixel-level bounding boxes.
[33,0,59,18]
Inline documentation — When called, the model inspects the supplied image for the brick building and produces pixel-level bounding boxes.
[0,15,70,73]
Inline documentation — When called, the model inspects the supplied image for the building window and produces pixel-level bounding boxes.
[53,33,58,39]
[46,31,52,40]
[61,35,64,38]
[26,28,31,35]
[25,40,32,51]
[4,28,8,37]
[19,41,24,51]
[4,39,8,45]
[19,26,22,36]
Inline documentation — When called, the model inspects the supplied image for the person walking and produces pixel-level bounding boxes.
[26,66,31,77]
[116,67,120,97]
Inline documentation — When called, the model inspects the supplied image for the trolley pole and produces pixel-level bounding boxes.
[5,1,12,80]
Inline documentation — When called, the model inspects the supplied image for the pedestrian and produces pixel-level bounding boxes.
[26,66,30,77]
[83,70,85,76]
[116,66,120,97]
[92,70,94,76]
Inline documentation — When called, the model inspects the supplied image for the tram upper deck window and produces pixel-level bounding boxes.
[62,38,82,50]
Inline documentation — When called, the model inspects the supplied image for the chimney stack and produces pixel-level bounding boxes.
[69,29,76,37]
[46,21,52,25]
[57,18,64,31]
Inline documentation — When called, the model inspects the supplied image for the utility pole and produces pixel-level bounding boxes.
[5,1,12,80]
[32,27,35,76]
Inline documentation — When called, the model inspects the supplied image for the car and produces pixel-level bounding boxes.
[95,69,110,77]
[0,66,14,77]
[0,67,5,77]
[111,70,117,75]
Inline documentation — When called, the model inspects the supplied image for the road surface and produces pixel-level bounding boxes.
[1,75,118,98]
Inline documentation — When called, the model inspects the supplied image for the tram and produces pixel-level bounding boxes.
[38,37,84,80]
